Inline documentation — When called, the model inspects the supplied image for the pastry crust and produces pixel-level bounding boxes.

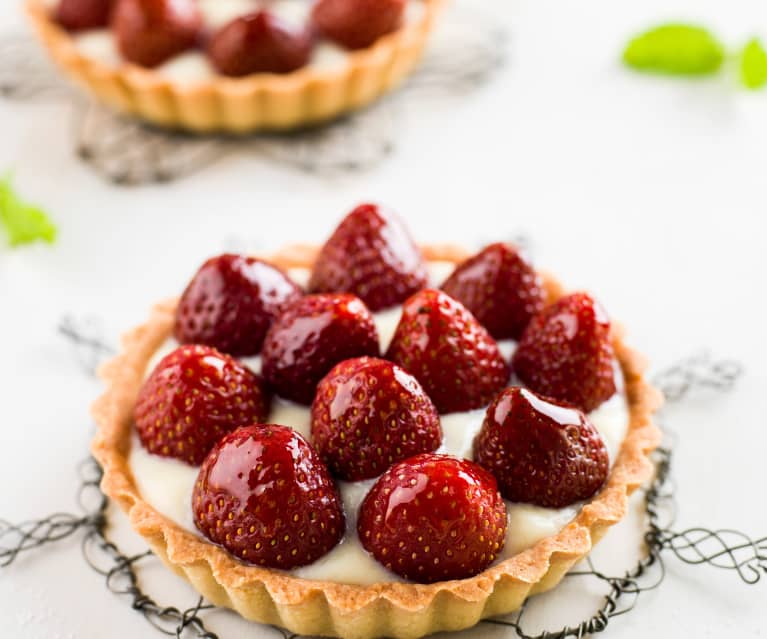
[25,0,443,134]
[91,244,662,639]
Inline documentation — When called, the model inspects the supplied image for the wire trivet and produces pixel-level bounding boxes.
[0,3,506,186]
[1,321,764,639]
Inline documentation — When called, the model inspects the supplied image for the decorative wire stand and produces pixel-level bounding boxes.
[0,321,764,639]
[0,3,506,186]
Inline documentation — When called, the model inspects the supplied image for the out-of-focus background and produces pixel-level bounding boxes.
[0,0,765,637]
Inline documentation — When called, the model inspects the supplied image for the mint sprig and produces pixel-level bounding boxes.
[740,38,767,89]
[623,24,725,75]
[0,174,57,247]
[623,23,767,92]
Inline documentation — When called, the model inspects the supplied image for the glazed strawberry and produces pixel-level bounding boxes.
[312,0,405,50]
[358,454,506,583]
[174,254,302,357]
[385,289,509,413]
[441,243,545,340]
[111,0,202,68]
[512,292,616,412]
[311,357,441,481]
[208,12,313,77]
[193,424,344,569]
[134,345,269,465]
[308,203,428,312]
[56,0,114,31]
[261,293,380,405]
[473,387,609,508]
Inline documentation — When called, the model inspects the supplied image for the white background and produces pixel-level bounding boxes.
[1,0,766,637]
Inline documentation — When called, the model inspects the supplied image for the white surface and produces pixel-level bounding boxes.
[1,0,766,636]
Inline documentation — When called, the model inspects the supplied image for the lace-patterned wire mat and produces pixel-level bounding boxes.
[0,3,506,186]
[0,316,763,639]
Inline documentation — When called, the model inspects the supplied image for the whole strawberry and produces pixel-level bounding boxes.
[358,453,507,583]
[311,0,405,50]
[208,12,313,76]
[261,293,380,405]
[174,254,302,357]
[112,0,202,68]
[308,203,428,312]
[134,345,270,465]
[385,289,509,414]
[311,357,441,481]
[473,387,609,508]
[56,0,114,31]
[512,292,616,412]
[441,243,545,340]
[193,424,344,569]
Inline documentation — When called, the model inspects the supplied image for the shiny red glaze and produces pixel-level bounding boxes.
[385,289,509,414]
[358,453,507,583]
[174,254,302,357]
[134,345,270,465]
[56,0,114,31]
[261,293,380,405]
[308,203,428,312]
[311,0,405,50]
[474,387,609,508]
[193,424,344,569]
[441,243,545,340]
[208,11,313,77]
[111,0,202,68]
[311,357,441,481]
[512,292,617,412]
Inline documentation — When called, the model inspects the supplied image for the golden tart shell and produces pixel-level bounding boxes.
[26,0,444,134]
[91,243,662,639]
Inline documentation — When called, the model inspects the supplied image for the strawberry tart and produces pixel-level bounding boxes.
[26,0,443,132]
[92,204,661,638]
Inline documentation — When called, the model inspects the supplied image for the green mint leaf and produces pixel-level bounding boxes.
[623,24,725,75]
[740,38,767,89]
[0,174,57,247]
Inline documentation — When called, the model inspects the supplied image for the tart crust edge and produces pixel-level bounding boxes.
[91,243,663,639]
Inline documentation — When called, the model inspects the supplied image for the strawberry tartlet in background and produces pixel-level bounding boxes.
[26,0,445,132]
